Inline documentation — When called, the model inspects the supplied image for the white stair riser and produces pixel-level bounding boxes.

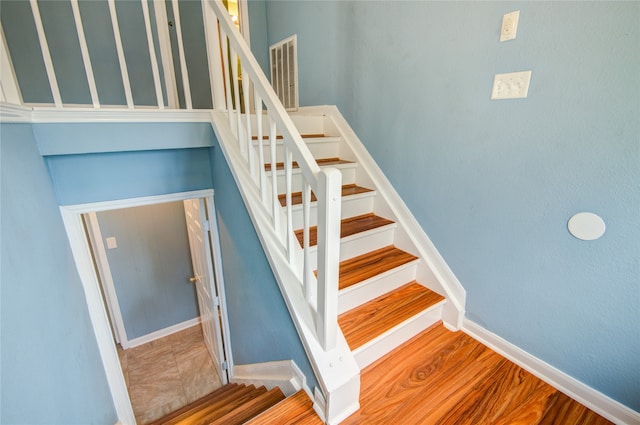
[250,114,325,135]
[269,166,357,194]
[306,224,396,270]
[353,302,445,369]
[255,139,340,163]
[289,194,375,229]
[338,261,419,314]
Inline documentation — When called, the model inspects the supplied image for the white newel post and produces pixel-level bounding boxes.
[315,168,342,351]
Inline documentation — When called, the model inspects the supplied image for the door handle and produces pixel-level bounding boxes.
[189,276,197,283]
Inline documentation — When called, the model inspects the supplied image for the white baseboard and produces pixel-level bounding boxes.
[124,317,201,349]
[231,360,309,398]
[462,319,640,425]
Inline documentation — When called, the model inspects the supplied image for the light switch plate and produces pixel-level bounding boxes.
[491,70,532,100]
[106,236,118,249]
[500,10,520,42]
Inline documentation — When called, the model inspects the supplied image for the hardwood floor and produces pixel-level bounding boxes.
[342,323,613,425]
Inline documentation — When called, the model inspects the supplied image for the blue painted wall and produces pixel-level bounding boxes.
[211,147,319,391]
[0,124,117,424]
[262,1,640,411]
[96,201,198,340]
[247,0,270,76]
[46,147,214,205]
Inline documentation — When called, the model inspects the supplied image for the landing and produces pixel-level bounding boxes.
[342,324,612,425]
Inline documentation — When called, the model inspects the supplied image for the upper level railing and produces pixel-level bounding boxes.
[0,0,342,352]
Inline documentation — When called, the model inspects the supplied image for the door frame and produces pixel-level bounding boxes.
[60,189,233,425]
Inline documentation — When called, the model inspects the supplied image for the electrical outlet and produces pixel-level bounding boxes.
[491,70,532,100]
[500,10,520,42]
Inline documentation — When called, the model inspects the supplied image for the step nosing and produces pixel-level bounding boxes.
[350,299,446,352]
[339,259,419,292]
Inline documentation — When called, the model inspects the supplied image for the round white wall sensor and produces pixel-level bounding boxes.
[568,212,606,241]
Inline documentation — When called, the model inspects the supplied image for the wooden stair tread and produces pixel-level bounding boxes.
[167,385,264,425]
[245,390,322,424]
[252,133,325,140]
[209,386,286,425]
[298,213,394,248]
[279,183,373,207]
[339,282,445,350]
[147,383,240,425]
[337,245,417,290]
[264,157,354,171]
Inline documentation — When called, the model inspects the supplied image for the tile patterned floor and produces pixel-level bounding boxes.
[117,324,223,424]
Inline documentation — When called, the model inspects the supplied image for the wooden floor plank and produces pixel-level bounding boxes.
[279,183,373,207]
[341,324,613,425]
[337,245,417,290]
[297,213,393,247]
[338,282,444,350]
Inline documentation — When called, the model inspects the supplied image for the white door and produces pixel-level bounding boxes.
[183,198,227,383]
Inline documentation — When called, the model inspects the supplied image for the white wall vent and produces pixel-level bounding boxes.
[270,35,298,111]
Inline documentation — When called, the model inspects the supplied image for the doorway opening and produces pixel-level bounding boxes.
[60,189,232,425]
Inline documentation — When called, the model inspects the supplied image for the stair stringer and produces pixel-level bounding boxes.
[210,110,360,425]
[291,105,467,330]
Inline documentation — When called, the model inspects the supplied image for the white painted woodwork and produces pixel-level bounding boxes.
[153,0,179,109]
[292,106,466,329]
[352,301,445,369]
[183,198,227,384]
[84,212,127,346]
[70,0,100,108]
[140,0,164,109]
[269,162,357,195]
[170,0,192,109]
[107,0,134,109]
[338,261,420,314]
[254,136,341,163]
[201,0,225,109]
[0,23,22,104]
[61,190,233,425]
[289,190,376,230]
[305,221,396,272]
[29,0,62,107]
[232,360,307,397]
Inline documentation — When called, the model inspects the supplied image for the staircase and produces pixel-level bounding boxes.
[261,110,448,371]
[149,383,322,425]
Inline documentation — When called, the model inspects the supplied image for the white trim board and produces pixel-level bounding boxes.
[60,189,233,425]
[126,317,200,349]
[231,360,308,399]
[462,319,640,425]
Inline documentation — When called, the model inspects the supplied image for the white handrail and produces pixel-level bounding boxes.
[206,0,342,351]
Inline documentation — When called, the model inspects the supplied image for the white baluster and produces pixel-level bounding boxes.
[152,0,178,108]
[170,0,191,109]
[29,0,62,107]
[268,115,279,233]
[302,181,313,303]
[107,0,133,108]
[230,48,243,154]
[201,0,224,109]
[285,145,294,264]
[242,72,254,179]
[0,23,22,105]
[254,93,267,205]
[219,29,233,132]
[70,0,99,108]
[140,0,164,109]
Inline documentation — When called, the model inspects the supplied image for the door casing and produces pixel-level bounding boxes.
[60,189,233,425]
